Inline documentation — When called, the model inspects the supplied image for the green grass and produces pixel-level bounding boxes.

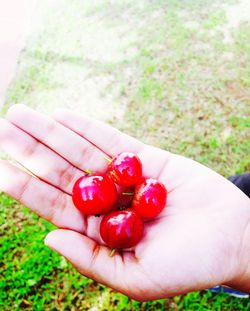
[1,0,250,309]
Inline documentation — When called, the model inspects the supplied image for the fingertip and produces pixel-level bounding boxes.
[44,230,55,247]
[44,229,65,248]
[6,103,29,120]
[0,118,9,135]
[44,229,85,254]
[0,117,10,126]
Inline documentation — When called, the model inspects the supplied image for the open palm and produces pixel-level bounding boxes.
[0,104,249,301]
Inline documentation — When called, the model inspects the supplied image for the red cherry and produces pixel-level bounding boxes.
[72,175,117,215]
[100,209,144,249]
[132,178,167,218]
[107,152,142,187]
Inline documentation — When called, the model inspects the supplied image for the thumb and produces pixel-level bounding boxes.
[44,229,137,295]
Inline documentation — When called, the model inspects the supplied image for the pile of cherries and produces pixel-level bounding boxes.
[72,152,167,252]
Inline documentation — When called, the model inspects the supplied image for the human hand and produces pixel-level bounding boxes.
[0,104,249,301]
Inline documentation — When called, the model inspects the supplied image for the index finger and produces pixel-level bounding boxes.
[53,109,144,157]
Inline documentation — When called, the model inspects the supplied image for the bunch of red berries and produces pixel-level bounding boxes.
[72,152,167,252]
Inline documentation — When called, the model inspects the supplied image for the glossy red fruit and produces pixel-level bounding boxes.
[132,178,167,218]
[100,209,144,249]
[107,152,142,187]
[72,175,117,215]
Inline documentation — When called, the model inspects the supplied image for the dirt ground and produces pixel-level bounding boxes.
[2,0,250,119]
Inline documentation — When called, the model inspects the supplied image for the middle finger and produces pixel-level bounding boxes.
[6,104,108,173]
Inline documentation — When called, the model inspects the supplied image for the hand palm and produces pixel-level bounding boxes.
[0,105,249,301]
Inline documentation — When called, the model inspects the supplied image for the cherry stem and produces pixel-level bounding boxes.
[118,206,126,210]
[109,249,116,257]
[84,169,92,175]
[104,156,112,164]
[122,192,134,196]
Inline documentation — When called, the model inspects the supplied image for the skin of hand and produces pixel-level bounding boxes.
[0,104,250,301]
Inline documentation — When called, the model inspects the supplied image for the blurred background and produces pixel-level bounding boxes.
[0,0,250,310]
